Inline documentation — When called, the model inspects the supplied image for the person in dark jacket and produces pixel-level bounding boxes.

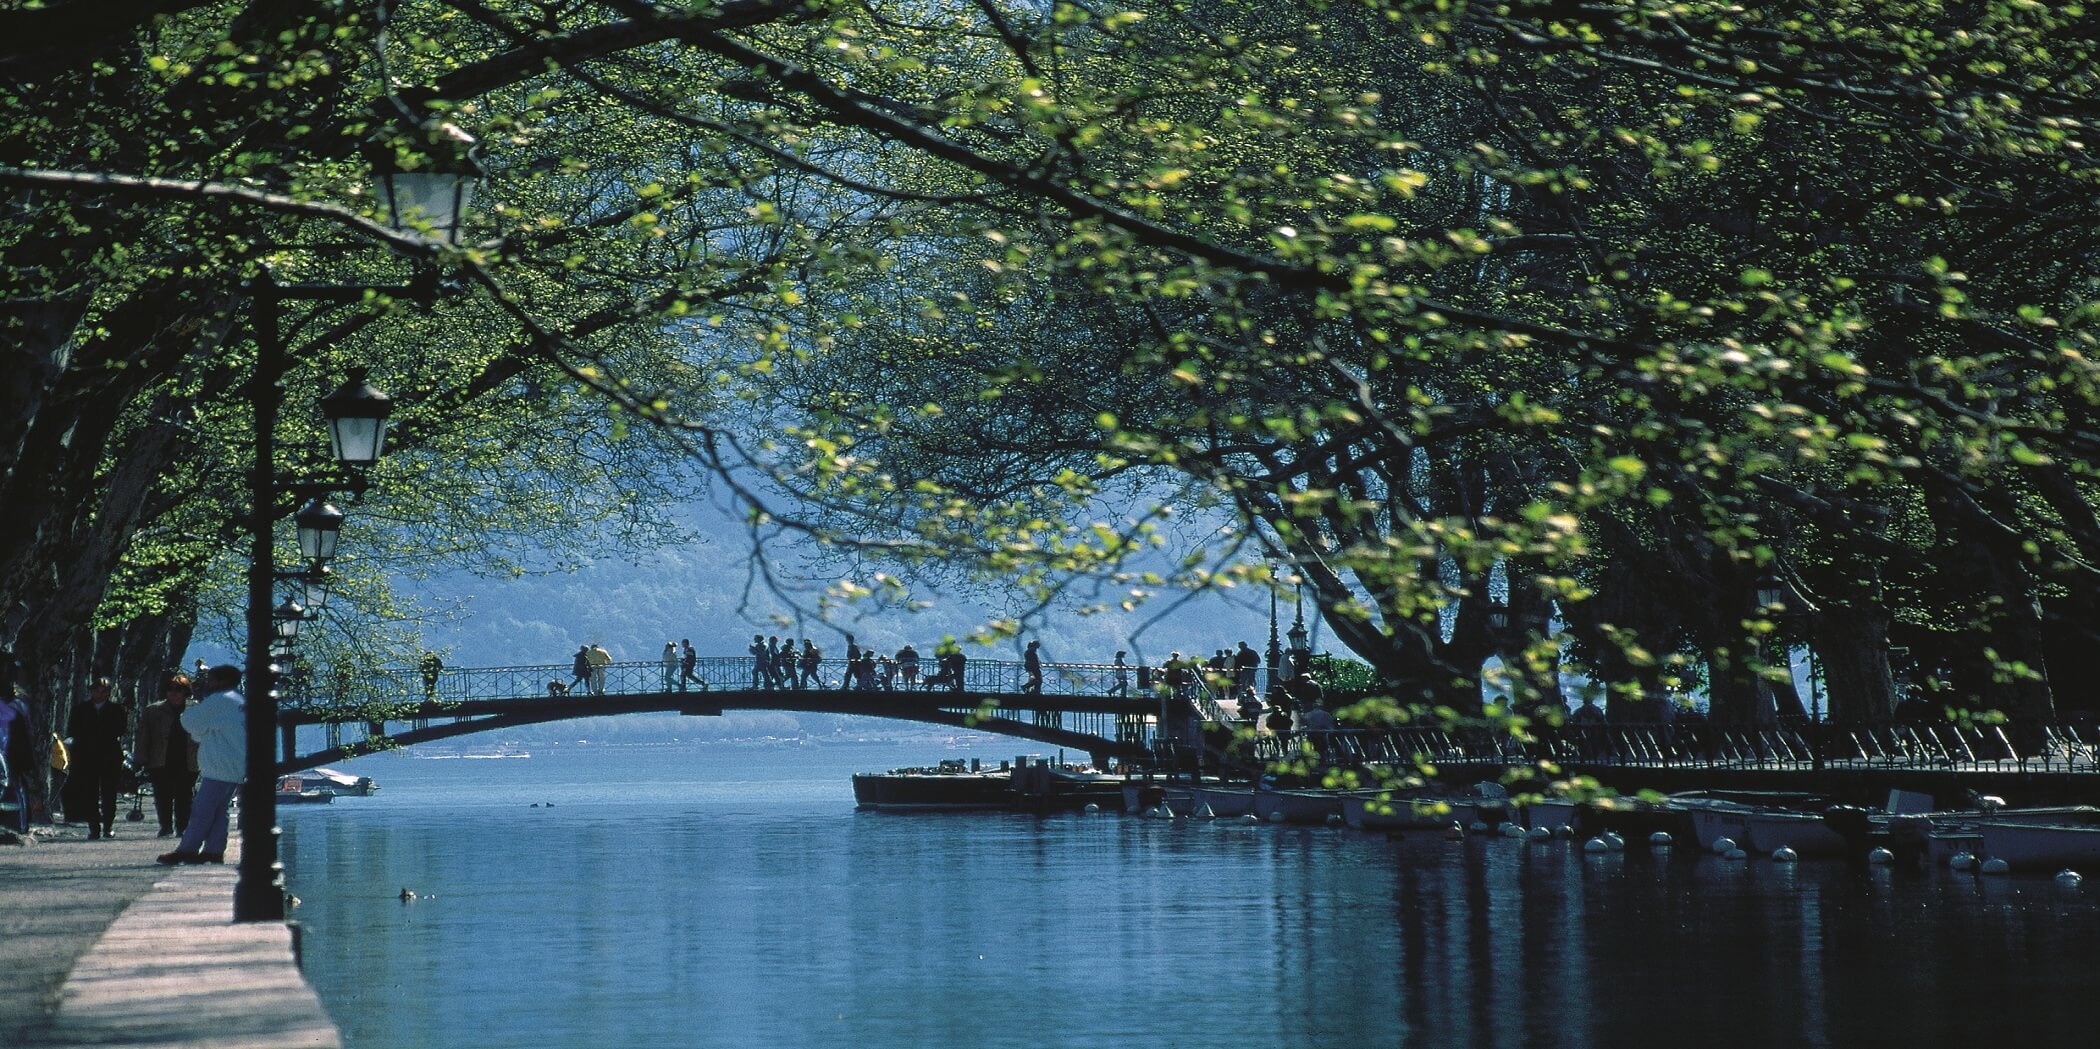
[133,673,199,837]
[66,678,129,840]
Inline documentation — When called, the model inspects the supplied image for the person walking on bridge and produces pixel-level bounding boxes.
[586,644,611,695]
[680,639,703,692]
[896,644,920,690]
[571,646,592,693]
[750,635,769,689]
[419,650,444,701]
[842,635,860,690]
[660,642,679,691]
[798,639,822,690]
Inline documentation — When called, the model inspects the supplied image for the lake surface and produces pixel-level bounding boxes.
[282,740,2100,1049]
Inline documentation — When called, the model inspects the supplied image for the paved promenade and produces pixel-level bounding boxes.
[0,825,341,1049]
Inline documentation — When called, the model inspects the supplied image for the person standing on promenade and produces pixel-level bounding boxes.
[133,674,199,838]
[896,644,920,690]
[660,642,679,691]
[1,684,32,834]
[680,639,702,691]
[570,646,592,693]
[66,678,127,840]
[587,644,612,695]
[419,651,444,700]
[750,635,769,689]
[158,664,244,865]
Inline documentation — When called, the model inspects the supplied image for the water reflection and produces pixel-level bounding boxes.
[282,750,2100,1049]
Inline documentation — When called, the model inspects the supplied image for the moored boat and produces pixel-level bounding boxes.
[1342,792,1455,831]
[1252,788,1385,825]
[853,764,1013,811]
[275,776,337,804]
[306,766,379,796]
[1975,821,2100,871]
[1190,785,1256,818]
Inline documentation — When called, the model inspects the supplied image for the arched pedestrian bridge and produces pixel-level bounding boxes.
[279,654,1217,774]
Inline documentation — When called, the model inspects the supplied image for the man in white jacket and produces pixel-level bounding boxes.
[158,664,245,865]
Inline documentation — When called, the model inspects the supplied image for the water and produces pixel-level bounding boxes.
[282,742,2100,1049]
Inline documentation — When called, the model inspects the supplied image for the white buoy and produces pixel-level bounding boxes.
[1648,831,1674,847]
[1151,804,1175,820]
[1267,810,1286,823]
[2055,869,2083,887]
[1500,822,1526,839]
[1602,833,1625,852]
[1554,825,1576,839]
[1445,823,1466,841]
[1980,857,2011,875]
[1723,847,1749,860]
[1526,827,1553,841]
[1949,852,1977,871]
[1083,803,1101,814]
[1194,803,1216,820]
[1867,847,1896,865]
[1240,813,1261,824]
[1772,847,1799,864]
[1712,837,1738,855]
[1583,837,1609,853]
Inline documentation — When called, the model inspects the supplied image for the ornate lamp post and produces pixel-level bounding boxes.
[1266,562,1284,697]
[235,128,470,923]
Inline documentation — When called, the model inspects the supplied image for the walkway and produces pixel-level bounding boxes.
[0,826,340,1049]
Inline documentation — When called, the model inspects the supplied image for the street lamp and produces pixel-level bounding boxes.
[318,367,395,465]
[1756,571,1787,611]
[368,122,479,245]
[235,128,473,923]
[296,564,332,612]
[271,599,307,641]
[294,501,344,562]
[1266,562,1284,696]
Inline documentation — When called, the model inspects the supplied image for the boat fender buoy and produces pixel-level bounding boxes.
[1867,847,1896,865]
[1083,803,1101,814]
[1326,813,1344,827]
[1239,813,1261,824]
[1554,825,1576,839]
[1526,827,1553,841]
[1648,831,1673,847]
[1267,810,1286,823]
[1712,837,1737,855]
[1949,852,1977,871]
[1445,822,1466,841]
[1194,804,1216,820]
[1500,822,1526,839]
[1980,857,2010,875]
[1772,847,1799,864]
[1723,848,1749,860]
[1583,837,1609,853]
[2056,869,2083,887]
[1602,833,1625,852]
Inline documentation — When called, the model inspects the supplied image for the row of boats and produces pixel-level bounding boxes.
[850,762,2099,873]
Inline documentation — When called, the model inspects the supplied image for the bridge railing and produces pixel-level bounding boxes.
[298,654,1274,710]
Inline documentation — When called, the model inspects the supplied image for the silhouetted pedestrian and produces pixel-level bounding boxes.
[571,646,592,692]
[750,635,769,689]
[680,639,702,691]
[419,651,444,700]
[660,642,679,691]
[897,644,920,690]
[799,639,821,689]
[1023,640,1044,696]
[65,678,126,839]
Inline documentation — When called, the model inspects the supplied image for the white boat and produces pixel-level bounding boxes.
[305,767,379,796]
[274,776,337,805]
[1519,798,1580,832]
[1252,788,1386,824]
[1190,785,1256,818]
[1976,822,2100,871]
[1737,809,1850,856]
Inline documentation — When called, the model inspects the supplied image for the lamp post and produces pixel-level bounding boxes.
[1266,563,1284,697]
[235,128,464,923]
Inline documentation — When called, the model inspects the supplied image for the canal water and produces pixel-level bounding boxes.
[282,741,2100,1049]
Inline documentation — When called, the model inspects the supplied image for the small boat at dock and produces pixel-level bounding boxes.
[275,776,336,805]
